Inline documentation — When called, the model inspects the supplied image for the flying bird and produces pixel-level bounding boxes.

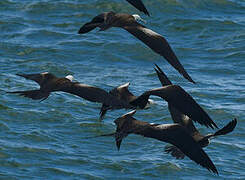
[99,110,218,174]
[130,77,218,129]
[99,82,153,120]
[7,73,153,118]
[154,64,237,159]
[7,72,133,110]
[78,12,195,84]
[126,0,149,16]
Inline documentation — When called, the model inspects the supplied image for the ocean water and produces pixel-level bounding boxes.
[0,0,245,179]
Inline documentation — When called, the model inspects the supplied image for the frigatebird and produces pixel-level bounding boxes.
[154,64,237,159]
[7,73,153,118]
[130,78,218,129]
[78,12,195,84]
[101,110,218,174]
[99,82,136,119]
[7,72,132,110]
[99,82,154,119]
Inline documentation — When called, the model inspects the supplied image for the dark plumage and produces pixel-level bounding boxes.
[8,73,153,119]
[103,110,218,174]
[126,0,149,16]
[7,72,132,110]
[130,84,218,129]
[78,12,195,84]
[154,64,237,159]
[100,82,137,120]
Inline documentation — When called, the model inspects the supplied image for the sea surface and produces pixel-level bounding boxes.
[0,0,244,179]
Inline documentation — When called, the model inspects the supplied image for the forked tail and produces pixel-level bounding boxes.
[213,118,237,137]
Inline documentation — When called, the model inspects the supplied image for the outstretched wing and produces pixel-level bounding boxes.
[124,24,195,84]
[139,124,218,174]
[131,86,218,129]
[16,73,45,86]
[126,0,150,16]
[78,12,116,34]
[7,89,50,101]
[78,13,107,34]
[62,83,129,109]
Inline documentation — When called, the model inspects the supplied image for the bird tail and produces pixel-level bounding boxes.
[7,90,50,101]
[213,118,237,137]
[201,118,237,142]
[154,63,172,86]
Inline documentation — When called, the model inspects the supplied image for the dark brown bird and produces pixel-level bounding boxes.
[108,110,218,174]
[78,12,195,84]
[154,64,237,159]
[100,82,153,120]
[100,82,135,120]
[126,0,149,16]
[7,72,133,110]
[130,78,218,129]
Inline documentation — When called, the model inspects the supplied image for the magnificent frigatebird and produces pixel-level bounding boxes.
[78,12,195,84]
[100,110,218,174]
[154,64,237,159]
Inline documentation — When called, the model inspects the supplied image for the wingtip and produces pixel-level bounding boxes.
[78,27,83,34]
[144,11,150,16]
[116,140,122,151]
[16,73,25,78]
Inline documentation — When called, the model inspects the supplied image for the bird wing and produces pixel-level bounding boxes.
[154,63,172,86]
[78,13,107,34]
[62,83,129,109]
[78,12,116,34]
[139,124,218,174]
[131,86,218,129]
[126,0,150,16]
[112,111,218,174]
[124,24,195,84]
[7,89,50,101]
[16,73,45,86]
[154,64,199,134]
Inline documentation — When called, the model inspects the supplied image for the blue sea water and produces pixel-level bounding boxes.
[0,0,245,179]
